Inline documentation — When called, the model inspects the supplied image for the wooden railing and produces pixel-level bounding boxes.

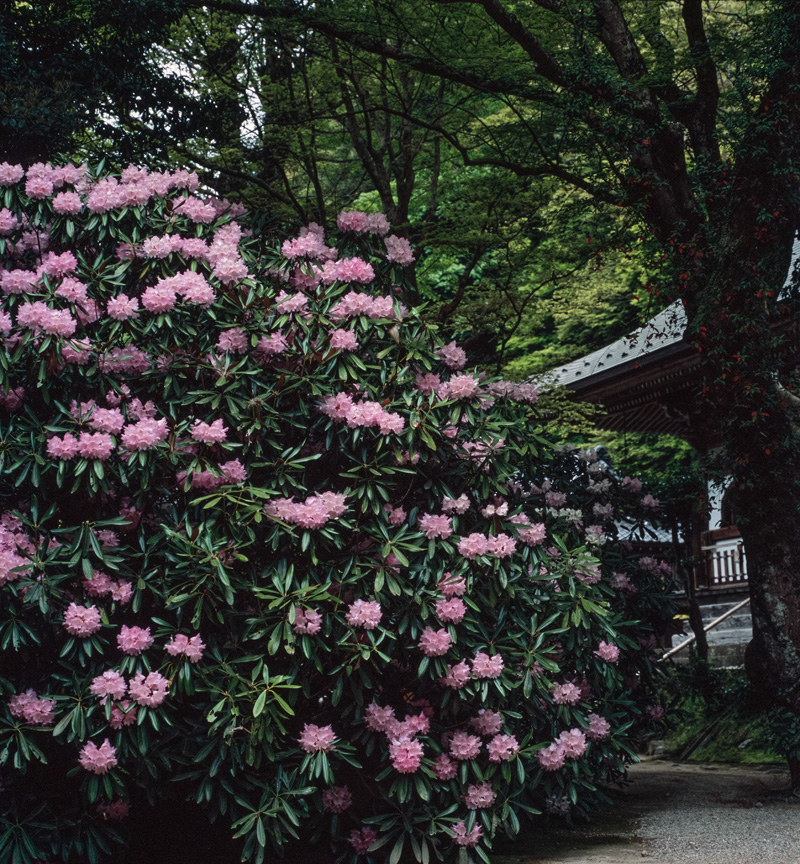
[700,527,747,588]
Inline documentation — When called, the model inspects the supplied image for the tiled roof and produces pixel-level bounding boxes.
[547,235,800,391]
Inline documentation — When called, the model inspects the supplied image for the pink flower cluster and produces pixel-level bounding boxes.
[319,392,405,435]
[594,640,620,662]
[487,733,520,762]
[384,235,415,265]
[587,713,611,740]
[321,257,375,285]
[552,682,582,705]
[47,432,114,461]
[8,689,56,725]
[418,513,452,539]
[121,417,168,451]
[508,513,547,545]
[16,301,76,337]
[128,671,170,707]
[434,596,466,624]
[471,651,504,679]
[463,781,495,809]
[337,211,390,235]
[469,709,503,736]
[264,491,348,529]
[457,532,516,559]
[298,723,336,753]
[345,599,382,630]
[117,625,153,655]
[449,730,481,760]
[89,670,127,703]
[292,607,322,635]
[451,821,482,847]
[83,571,132,604]
[438,374,480,401]
[328,328,359,351]
[329,291,401,319]
[348,827,378,855]
[282,223,337,261]
[487,379,540,404]
[442,494,470,515]
[322,785,352,813]
[436,341,467,370]
[63,603,102,637]
[191,418,227,444]
[388,737,424,773]
[166,633,205,663]
[417,626,452,657]
[79,739,118,775]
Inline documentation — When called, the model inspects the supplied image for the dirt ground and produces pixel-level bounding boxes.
[495,760,799,864]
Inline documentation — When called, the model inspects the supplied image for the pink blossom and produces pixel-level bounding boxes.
[348,827,378,855]
[434,597,466,624]
[345,599,382,630]
[587,713,611,740]
[79,739,118,775]
[47,433,80,460]
[52,191,83,215]
[83,572,113,596]
[472,652,504,679]
[384,504,406,526]
[613,572,635,592]
[452,821,482,847]
[594,641,620,663]
[415,371,441,394]
[174,195,217,223]
[76,431,114,460]
[487,733,519,762]
[487,533,516,557]
[364,703,396,733]
[121,417,168,451]
[117,625,153,655]
[389,737,423,773]
[90,670,127,703]
[464,781,495,809]
[457,533,490,559]
[165,633,206,663]
[298,723,336,753]
[442,494,470,515]
[646,705,665,721]
[109,700,138,729]
[110,580,133,604]
[0,208,19,234]
[99,345,151,374]
[0,269,37,294]
[433,753,458,780]
[537,742,566,771]
[89,408,125,434]
[469,709,503,737]
[8,690,56,725]
[621,476,642,493]
[274,290,309,315]
[336,210,370,233]
[0,162,24,184]
[438,374,480,400]
[545,490,567,508]
[329,328,359,351]
[141,282,177,313]
[641,494,660,510]
[441,659,471,689]
[63,603,102,637]
[558,729,587,758]
[552,682,582,705]
[97,800,130,821]
[191,418,228,444]
[322,785,352,813]
[256,332,287,358]
[418,626,452,657]
[217,328,248,353]
[440,573,467,597]
[436,341,467,370]
[418,513,452,540]
[292,607,322,636]
[128,671,169,707]
[384,235,415,265]
[449,730,481,761]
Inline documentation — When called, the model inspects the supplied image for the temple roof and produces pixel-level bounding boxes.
[544,236,800,437]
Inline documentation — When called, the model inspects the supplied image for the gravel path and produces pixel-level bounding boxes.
[496,761,799,864]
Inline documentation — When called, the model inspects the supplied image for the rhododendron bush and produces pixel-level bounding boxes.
[0,163,674,864]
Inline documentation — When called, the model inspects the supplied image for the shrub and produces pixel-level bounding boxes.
[0,162,673,864]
